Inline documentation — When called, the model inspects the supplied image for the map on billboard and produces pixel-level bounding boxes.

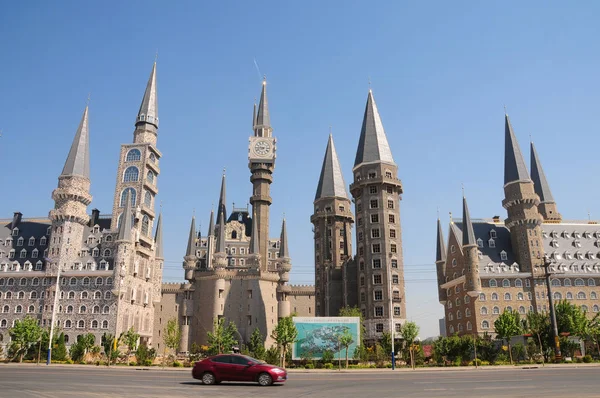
[292,317,360,360]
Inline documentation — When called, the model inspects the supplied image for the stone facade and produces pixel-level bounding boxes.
[436,114,600,337]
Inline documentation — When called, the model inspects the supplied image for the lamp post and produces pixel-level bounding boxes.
[388,253,395,370]
[542,254,562,362]
[46,260,63,365]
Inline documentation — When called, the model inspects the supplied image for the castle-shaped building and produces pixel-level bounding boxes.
[436,114,600,336]
[0,62,164,349]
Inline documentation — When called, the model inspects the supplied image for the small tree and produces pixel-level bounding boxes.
[53,332,68,361]
[9,316,43,362]
[163,318,182,364]
[207,318,238,355]
[494,309,522,365]
[339,329,354,369]
[121,327,140,365]
[400,321,420,369]
[523,311,549,363]
[270,316,297,368]
[247,328,266,360]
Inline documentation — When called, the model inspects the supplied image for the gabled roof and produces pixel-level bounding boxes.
[137,62,158,127]
[315,134,349,201]
[61,105,90,179]
[530,142,555,203]
[354,90,395,168]
[504,113,530,185]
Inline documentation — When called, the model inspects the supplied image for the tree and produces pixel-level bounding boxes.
[247,328,266,360]
[53,332,68,361]
[523,311,550,363]
[270,316,297,368]
[70,333,95,362]
[494,309,522,364]
[589,313,600,357]
[338,329,354,369]
[380,332,392,357]
[120,327,140,365]
[207,318,238,356]
[163,318,182,364]
[339,306,366,338]
[400,322,420,369]
[555,300,589,338]
[9,316,42,362]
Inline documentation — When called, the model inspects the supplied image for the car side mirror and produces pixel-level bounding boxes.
[247,361,254,366]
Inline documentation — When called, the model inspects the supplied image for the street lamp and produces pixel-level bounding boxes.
[387,253,395,370]
[46,259,64,365]
[542,254,562,362]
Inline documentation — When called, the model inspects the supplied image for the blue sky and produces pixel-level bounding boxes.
[1,1,599,338]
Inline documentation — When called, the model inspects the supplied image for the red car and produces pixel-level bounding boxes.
[192,354,287,386]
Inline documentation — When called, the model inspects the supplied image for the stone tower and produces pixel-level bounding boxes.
[311,134,354,316]
[277,219,292,318]
[349,90,405,340]
[502,114,544,274]
[435,217,447,305]
[462,195,482,297]
[248,79,276,269]
[47,105,92,276]
[530,142,561,222]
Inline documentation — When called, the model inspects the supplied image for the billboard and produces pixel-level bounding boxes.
[292,317,360,360]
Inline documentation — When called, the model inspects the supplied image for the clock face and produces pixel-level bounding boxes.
[254,140,271,156]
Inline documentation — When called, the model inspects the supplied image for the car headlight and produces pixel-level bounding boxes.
[272,368,286,373]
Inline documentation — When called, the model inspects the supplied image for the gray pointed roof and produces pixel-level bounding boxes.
[216,173,227,225]
[252,102,257,129]
[216,211,226,253]
[137,62,158,127]
[61,105,90,178]
[279,218,289,258]
[207,209,215,237]
[504,114,530,185]
[436,218,446,263]
[530,142,555,203]
[249,213,259,255]
[315,134,349,201]
[462,196,476,246]
[117,191,134,241]
[185,216,196,257]
[154,212,164,259]
[255,80,270,129]
[354,90,395,168]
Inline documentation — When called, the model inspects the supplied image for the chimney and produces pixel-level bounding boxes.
[89,209,100,227]
[492,215,500,223]
[11,212,22,229]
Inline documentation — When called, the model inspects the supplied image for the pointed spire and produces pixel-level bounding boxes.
[216,171,227,225]
[436,217,446,263]
[252,100,257,129]
[462,195,476,247]
[117,190,134,241]
[61,105,90,178]
[208,208,215,237]
[185,215,196,257]
[249,213,260,255]
[254,78,272,136]
[216,210,226,253]
[154,211,164,259]
[530,142,555,203]
[279,218,289,259]
[315,134,349,201]
[504,113,530,185]
[354,90,395,168]
[136,62,158,127]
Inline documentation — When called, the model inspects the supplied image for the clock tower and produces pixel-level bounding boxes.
[248,79,276,270]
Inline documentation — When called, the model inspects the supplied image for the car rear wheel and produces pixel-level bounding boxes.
[258,372,273,386]
[201,372,216,385]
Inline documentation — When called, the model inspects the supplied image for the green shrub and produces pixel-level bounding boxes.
[583,355,592,363]
[324,363,334,369]
[321,350,334,364]
[173,361,183,367]
[305,363,314,369]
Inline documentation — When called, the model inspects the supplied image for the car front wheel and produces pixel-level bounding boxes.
[258,372,273,386]
[201,372,216,385]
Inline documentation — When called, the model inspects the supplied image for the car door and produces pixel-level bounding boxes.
[229,355,254,382]
[210,355,234,380]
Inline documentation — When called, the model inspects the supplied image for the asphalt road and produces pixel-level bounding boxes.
[0,365,598,398]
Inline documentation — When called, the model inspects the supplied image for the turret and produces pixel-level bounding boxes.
[462,195,482,297]
[134,61,158,144]
[530,141,561,221]
[435,217,447,304]
[183,215,197,281]
[277,218,292,318]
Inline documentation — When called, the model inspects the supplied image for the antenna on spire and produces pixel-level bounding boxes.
[160,200,163,211]
[155,49,158,63]
[529,133,532,143]
[329,125,332,135]
[449,211,453,223]
[504,104,507,115]
[437,207,440,219]
[283,211,286,220]
[262,74,267,85]
[193,208,196,217]
[368,76,372,92]
[222,167,226,176]
[86,93,91,106]
[461,183,465,197]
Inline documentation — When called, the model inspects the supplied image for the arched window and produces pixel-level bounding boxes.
[68,291,75,299]
[15,305,22,313]
[65,320,72,328]
[141,215,150,236]
[105,291,112,300]
[144,191,152,207]
[117,213,135,229]
[2,305,8,313]
[482,320,490,329]
[457,310,462,319]
[515,279,523,287]
[94,291,102,299]
[120,188,137,207]
[593,305,599,313]
[504,293,511,300]
[551,279,561,287]
[93,306,100,314]
[449,325,455,334]
[106,277,113,285]
[481,307,488,315]
[578,292,586,300]
[103,249,111,257]
[465,308,471,317]
[105,235,113,242]
[28,305,35,313]
[83,277,90,286]
[491,293,499,301]
[582,305,589,312]
[458,323,463,332]
[79,305,87,313]
[518,306,526,314]
[126,149,141,162]
[5,292,11,299]
[77,320,85,328]
[81,291,88,299]
[103,305,110,314]
[489,279,497,287]
[588,278,596,286]
[231,231,237,239]
[30,291,38,299]
[146,170,155,184]
[149,152,156,163]
[575,278,585,286]
[592,292,598,300]
[479,293,486,301]
[69,277,76,286]
[564,278,572,286]
[566,292,573,299]
[554,292,562,300]
[493,306,500,314]
[123,166,139,182]
[502,279,510,287]
[18,291,24,299]
[517,292,523,300]
[95,277,103,286]
[102,320,109,329]
[66,305,73,313]
[0,319,7,327]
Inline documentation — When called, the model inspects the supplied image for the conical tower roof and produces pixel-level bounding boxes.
[436,217,446,263]
[279,218,289,259]
[315,134,349,201]
[185,216,196,257]
[354,90,395,168]
[117,190,134,241]
[61,105,90,178]
[255,79,270,133]
[216,173,227,225]
[462,195,477,247]
[137,62,158,127]
[530,142,555,203]
[154,212,164,259]
[504,113,530,185]
[216,210,226,253]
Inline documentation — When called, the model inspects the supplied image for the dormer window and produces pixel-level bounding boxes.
[12,228,19,236]
[551,231,558,238]
[46,227,51,235]
[553,251,562,260]
[584,232,592,239]
[565,251,572,260]
[574,240,582,248]
[28,237,35,246]
[562,231,570,238]
[488,239,496,248]
[20,249,27,258]
[542,231,548,238]
[477,238,483,248]
[588,252,595,259]
[574,231,581,239]
[500,251,507,261]
[576,251,584,260]
[490,229,497,238]
[92,248,99,257]
[93,226,100,234]
[40,237,46,246]
[450,245,456,253]
[32,249,38,258]
[17,237,23,246]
